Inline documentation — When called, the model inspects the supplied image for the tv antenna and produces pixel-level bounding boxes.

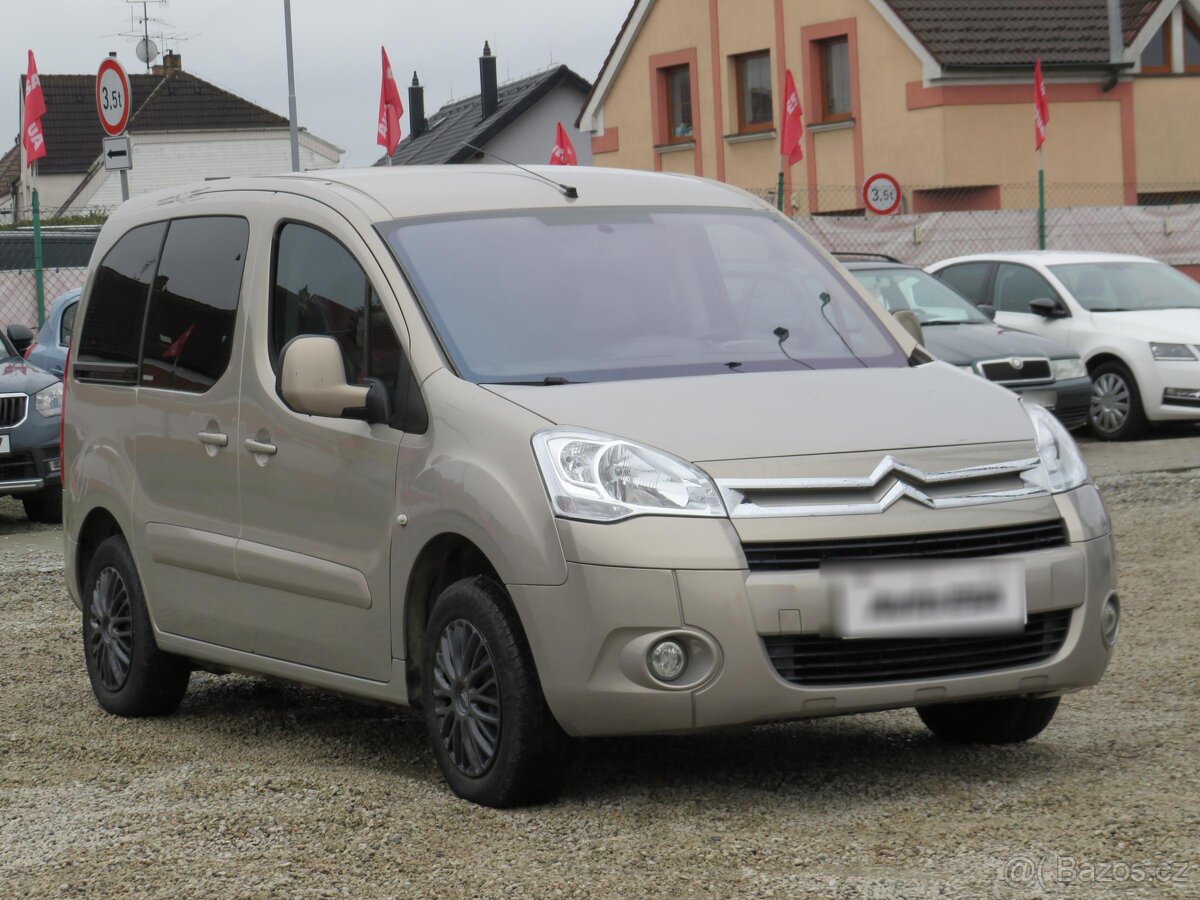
[121,0,191,71]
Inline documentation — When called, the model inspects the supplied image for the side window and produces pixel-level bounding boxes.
[994,263,1058,314]
[141,217,249,392]
[936,263,992,305]
[272,223,423,430]
[76,222,167,378]
[60,301,78,346]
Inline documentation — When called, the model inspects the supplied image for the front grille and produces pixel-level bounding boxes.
[0,394,27,428]
[765,609,1073,686]
[743,520,1068,572]
[0,452,38,481]
[979,358,1052,384]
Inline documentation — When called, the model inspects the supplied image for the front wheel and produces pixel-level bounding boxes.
[917,696,1060,744]
[1089,362,1147,441]
[421,577,572,807]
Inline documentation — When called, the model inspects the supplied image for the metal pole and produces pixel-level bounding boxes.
[283,0,300,172]
[32,163,45,326]
[1038,146,1047,251]
[119,168,130,203]
[776,159,785,212]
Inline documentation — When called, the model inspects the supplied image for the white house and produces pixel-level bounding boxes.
[17,52,341,217]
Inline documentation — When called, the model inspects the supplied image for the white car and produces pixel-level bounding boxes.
[928,252,1200,440]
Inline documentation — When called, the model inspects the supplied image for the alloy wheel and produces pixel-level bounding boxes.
[88,566,134,692]
[431,619,501,777]
[1091,372,1130,435]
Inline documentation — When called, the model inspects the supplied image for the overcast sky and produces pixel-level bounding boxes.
[8,0,631,166]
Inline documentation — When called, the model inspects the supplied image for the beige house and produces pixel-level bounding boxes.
[578,0,1200,215]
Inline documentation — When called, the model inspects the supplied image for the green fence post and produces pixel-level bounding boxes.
[32,187,45,326]
[1037,150,1047,251]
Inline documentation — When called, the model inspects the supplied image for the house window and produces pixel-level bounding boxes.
[1141,18,1171,73]
[735,52,773,133]
[1186,11,1200,72]
[819,37,852,121]
[664,65,693,142]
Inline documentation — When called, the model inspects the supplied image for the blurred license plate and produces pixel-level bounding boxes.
[0,435,9,454]
[1023,389,1056,408]
[825,559,1026,639]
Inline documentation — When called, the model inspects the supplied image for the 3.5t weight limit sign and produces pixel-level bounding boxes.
[96,57,131,137]
[863,173,902,216]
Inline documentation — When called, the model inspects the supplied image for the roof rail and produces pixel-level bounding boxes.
[831,251,903,263]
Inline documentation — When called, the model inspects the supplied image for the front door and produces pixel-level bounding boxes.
[991,262,1076,348]
[234,203,405,682]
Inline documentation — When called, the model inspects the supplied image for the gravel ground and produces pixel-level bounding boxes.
[1,470,1198,898]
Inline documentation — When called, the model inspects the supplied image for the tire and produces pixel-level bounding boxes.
[82,535,190,717]
[917,696,1060,744]
[1089,362,1147,441]
[421,576,572,807]
[22,485,62,524]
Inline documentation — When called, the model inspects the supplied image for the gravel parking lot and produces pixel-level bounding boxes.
[2,440,1198,897]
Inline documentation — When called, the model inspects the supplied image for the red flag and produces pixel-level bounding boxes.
[161,324,195,361]
[377,47,404,157]
[1034,59,1050,150]
[780,69,804,167]
[22,50,46,166]
[548,122,577,166]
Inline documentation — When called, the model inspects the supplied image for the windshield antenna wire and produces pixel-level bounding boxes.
[817,291,869,368]
[461,143,579,199]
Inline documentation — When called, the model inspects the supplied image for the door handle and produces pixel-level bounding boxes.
[244,438,278,456]
[197,431,228,447]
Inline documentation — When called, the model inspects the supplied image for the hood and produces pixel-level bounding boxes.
[1085,307,1200,340]
[920,323,1076,366]
[0,355,57,395]
[483,362,1033,462]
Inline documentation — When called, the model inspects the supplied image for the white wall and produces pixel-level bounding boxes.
[58,129,341,214]
[470,86,594,167]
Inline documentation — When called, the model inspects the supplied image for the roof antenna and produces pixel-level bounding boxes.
[461,143,579,199]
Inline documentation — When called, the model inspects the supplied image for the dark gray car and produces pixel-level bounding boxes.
[845,261,1092,429]
[0,326,63,522]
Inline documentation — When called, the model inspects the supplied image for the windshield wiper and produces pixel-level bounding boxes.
[492,376,581,386]
[920,319,970,326]
[1091,307,1135,312]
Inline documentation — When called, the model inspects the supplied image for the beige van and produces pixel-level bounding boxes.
[64,167,1118,807]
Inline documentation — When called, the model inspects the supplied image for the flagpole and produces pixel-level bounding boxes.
[32,161,45,326]
[776,157,785,213]
[1037,145,1046,251]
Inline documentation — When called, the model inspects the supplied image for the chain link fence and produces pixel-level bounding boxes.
[0,225,100,330]
[749,183,1200,271]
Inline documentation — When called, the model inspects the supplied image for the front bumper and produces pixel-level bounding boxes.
[510,487,1116,738]
[1140,358,1200,422]
[1010,377,1091,430]
[0,435,62,497]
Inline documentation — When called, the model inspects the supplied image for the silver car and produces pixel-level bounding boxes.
[64,168,1118,807]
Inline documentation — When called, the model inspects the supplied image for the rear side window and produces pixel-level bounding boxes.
[141,217,249,392]
[936,263,992,305]
[60,302,77,345]
[76,222,167,377]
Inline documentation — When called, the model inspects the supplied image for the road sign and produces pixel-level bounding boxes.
[863,173,902,216]
[102,136,132,172]
[96,57,131,137]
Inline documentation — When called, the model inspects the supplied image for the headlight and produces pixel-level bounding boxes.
[33,382,63,417]
[1049,357,1086,381]
[532,428,726,522]
[1023,403,1089,493]
[1150,342,1197,361]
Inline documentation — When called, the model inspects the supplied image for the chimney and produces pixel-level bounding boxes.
[479,41,498,120]
[408,71,427,138]
[163,51,182,73]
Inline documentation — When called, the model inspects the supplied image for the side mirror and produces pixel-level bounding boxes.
[7,323,33,353]
[278,335,390,424]
[1029,297,1068,319]
[892,309,925,346]
[977,303,997,321]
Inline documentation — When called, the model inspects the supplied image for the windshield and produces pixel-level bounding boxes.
[0,331,15,358]
[381,208,906,384]
[851,267,990,325]
[1050,262,1200,312]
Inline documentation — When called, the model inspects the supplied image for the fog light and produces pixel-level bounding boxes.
[47,458,61,473]
[1101,595,1121,648]
[648,639,687,682]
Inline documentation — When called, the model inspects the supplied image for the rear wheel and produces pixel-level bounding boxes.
[917,696,1060,744]
[22,485,62,524]
[82,535,190,716]
[421,577,572,807]
[1089,362,1146,441]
